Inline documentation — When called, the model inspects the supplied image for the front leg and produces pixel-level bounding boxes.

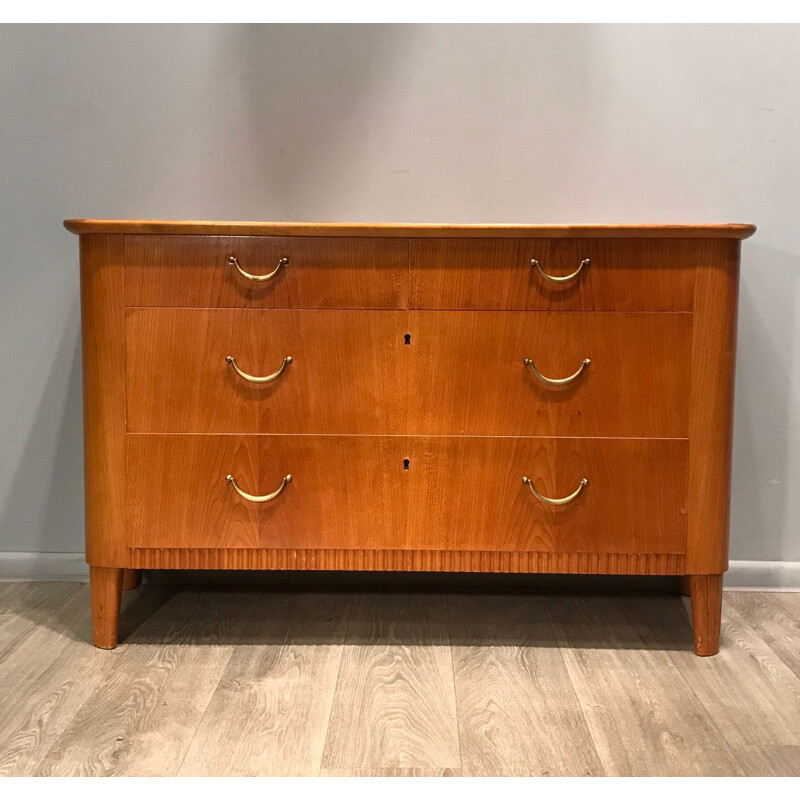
[90,566,124,649]
[688,574,723,656]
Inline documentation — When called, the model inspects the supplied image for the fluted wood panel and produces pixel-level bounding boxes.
[129,548,687,574]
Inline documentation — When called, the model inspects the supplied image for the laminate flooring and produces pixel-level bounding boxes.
[1,582,799,776]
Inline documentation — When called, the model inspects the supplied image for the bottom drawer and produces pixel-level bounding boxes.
[126,435,688,555]
[126,435,406,550]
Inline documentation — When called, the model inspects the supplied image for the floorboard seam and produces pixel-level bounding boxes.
[539,599,608,777]
[318,593,356,775]
[444,594,465,776]
[173,591,254,777]
[637,594,757,770]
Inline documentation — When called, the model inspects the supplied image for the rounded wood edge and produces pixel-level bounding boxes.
[689,574,723,657]
[64,219,757,239]
[90,566,124,649]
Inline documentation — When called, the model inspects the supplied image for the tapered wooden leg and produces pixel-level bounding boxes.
[679,576,691,597]
[688,574,723,656]
[90,566,124,649]
[122,569,143,591]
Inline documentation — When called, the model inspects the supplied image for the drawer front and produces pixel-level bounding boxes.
[124,235,408,308]
[409,311,692,437]
[126,435,408,550]
[127,308,691,437]
[410,238,701,310]
[126,309,409,434]
[127,435,687,556]
[403,437,688,554]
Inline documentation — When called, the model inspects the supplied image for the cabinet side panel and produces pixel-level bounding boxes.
[687,240,741,574]
[80,234,129,566]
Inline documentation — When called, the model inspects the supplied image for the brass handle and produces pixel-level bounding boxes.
[522,476,588,506]
[524,357,590,387]
[226,355,292,384]
[226,473,292,503]
[229,255,288,282]
[532,258,589,284]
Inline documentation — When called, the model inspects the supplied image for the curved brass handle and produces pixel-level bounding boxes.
[226,473,292,503]
[226,355,292,384]
[532,258,589,285]
[524,357,590,387]
[229,255,288,282]
[522,476,588,506]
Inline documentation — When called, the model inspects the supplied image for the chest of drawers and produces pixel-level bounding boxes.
[65,220,755,655]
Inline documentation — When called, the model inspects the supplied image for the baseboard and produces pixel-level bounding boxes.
[725,560,800,590]
[0,553,798,589]
[0,552,89,581]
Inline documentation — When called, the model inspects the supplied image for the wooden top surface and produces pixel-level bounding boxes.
[64,219,757,239]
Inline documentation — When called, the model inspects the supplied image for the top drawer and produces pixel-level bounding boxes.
[124,235,408,308]
[409,238,700,310]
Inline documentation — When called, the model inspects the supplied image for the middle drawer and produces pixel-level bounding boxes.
[126,308,692,437]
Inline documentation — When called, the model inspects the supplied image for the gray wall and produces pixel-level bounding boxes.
[1,24,799,563]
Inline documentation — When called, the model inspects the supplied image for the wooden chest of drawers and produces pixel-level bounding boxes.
[65,220,756,655]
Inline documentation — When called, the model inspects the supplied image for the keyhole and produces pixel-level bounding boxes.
[404,333,411,345]
[403,458,410,470]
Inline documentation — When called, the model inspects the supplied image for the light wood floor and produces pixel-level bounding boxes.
[1,581,799,776]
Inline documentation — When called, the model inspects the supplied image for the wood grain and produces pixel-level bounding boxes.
[178,592,351,776]
[322,593,460,771]
[725,592,800,681]
[127,308,691,437]
[0,585,172,777]
[448,594,603,776]
[644,596,800,746]
[686,241,740,575]
[37,591,253,776]
[124,235,408,309]
[403,436,688,554]
[689,573,723,656]
[735,745,800,777]
[319,768,462,776]
[543,595,744,775]
[129,548,686,574]
[80,234,129,568]
[0,583,82,665]
[90,566,124,649]
[126,435,408,550]
[4,585,800,777]
[0,589,93,713]
[126,309,409,434]
[70,222,750,659]
[409,238,711,310]
[410,310,692,436]
[64,220,757,239]
[126,435,688,556]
